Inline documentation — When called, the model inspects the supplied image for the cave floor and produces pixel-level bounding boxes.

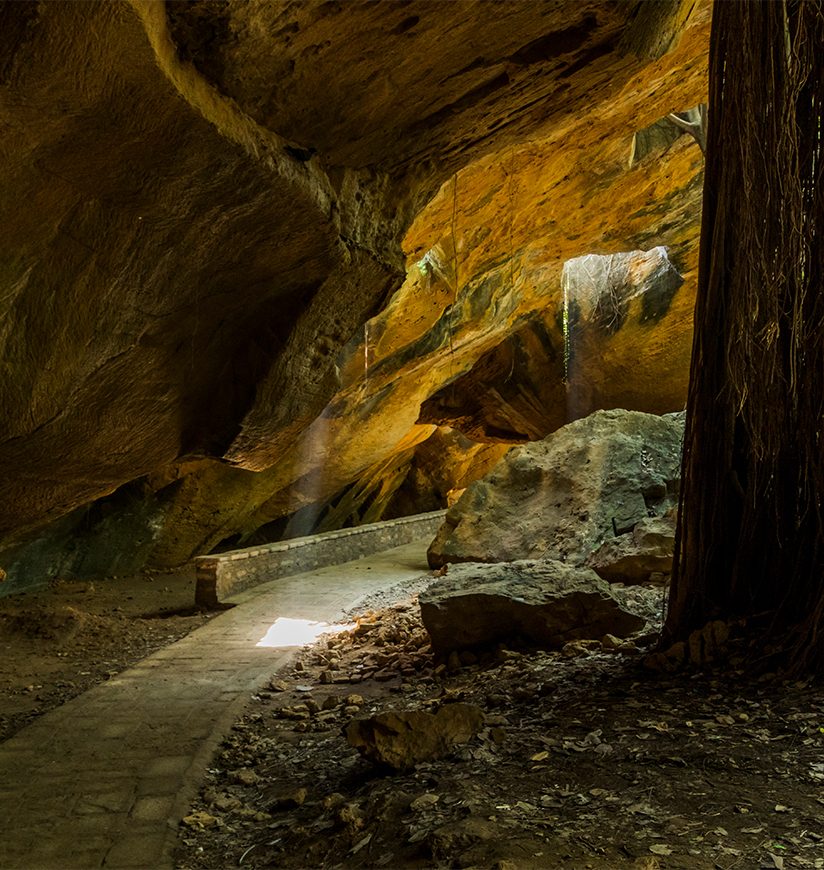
[176,595,824,870]
[0,541,431,870]
[1,549,823,870]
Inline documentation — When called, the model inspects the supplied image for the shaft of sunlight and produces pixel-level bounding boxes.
[256,617,355,648]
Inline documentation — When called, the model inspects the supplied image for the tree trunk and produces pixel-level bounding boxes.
[665,0,824,674]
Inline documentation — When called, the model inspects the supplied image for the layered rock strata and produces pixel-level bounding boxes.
[0,0,710,588]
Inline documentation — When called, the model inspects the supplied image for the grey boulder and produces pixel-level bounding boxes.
[428,409,684,569]
[419,560,645,656]
[586,513,676,584]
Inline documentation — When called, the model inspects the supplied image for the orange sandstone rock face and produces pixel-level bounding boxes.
[0,1,710,586]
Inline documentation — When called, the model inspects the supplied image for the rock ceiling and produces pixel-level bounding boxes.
[0,0,710,588]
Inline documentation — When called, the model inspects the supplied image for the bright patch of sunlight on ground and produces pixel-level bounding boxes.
[256,617,356,648]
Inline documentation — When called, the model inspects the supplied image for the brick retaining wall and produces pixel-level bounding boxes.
[194,510,446,607]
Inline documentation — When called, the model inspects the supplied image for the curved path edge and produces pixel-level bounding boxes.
[0,541,430,870]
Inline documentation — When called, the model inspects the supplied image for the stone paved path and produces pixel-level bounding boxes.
[0,541,430,870]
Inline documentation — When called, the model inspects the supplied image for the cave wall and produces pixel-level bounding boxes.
[0,0,710,592]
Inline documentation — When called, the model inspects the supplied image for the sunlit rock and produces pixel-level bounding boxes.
[0,0,711,586]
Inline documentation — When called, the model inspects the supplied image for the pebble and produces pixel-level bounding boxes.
[182,810,219,829]
[410,793,440,811]
[279,705,310,720]
[322,792,346,810]
[230,769,259,786]
[270,787,308,809]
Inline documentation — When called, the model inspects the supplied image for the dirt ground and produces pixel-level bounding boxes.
[174,593,824,870]
[0,569,211,742]
[2,569,823,870]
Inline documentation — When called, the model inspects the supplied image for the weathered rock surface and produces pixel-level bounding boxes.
[0,0,710,590]
[419,560,645,656]
[586,513,676,584]
[428,409,684,569]
[419,247,687,443]
[345,702,484,771]
[276,427,510,539]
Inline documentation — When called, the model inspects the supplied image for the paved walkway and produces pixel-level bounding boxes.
[0,541,430,870]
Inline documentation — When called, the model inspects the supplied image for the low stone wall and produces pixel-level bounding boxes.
[194,510,446,607]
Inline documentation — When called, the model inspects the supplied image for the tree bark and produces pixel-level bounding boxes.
[665,0,824,674]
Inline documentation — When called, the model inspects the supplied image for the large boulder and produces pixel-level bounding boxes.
[427,409,684,568]
[586,513,676,584]
[419,560,645,656]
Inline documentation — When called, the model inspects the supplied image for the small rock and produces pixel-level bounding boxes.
[322,792,346,810]
[346,703,484,770]
[279,705,310,720]
[410,793,441,812]
[338,802,365,831]
[182,810,219,829]
[209,794,241,812]
[562,639,594,658]
[230,769,259,786]
[269,787,308,810]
